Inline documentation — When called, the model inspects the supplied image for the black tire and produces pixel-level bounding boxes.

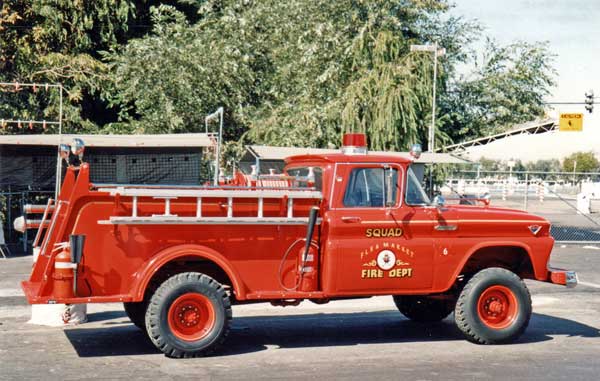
[145,272,232,358]
[393,295,455,322]
[455,267,532,344]
[123,301,147,330]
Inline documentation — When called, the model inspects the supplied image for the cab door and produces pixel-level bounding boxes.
[325,163,435,295]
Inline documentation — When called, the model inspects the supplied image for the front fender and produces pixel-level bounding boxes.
[130,244,245,301]
[438,240,540,292]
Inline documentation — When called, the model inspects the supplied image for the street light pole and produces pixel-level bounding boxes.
[430,42,438,153]
[410,43,445,152]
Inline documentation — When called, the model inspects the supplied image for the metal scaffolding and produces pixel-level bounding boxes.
[0,82,64,198]
[442,119,557,154]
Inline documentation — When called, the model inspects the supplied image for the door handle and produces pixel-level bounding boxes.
[435,224,457,231]
[341,216,362,223]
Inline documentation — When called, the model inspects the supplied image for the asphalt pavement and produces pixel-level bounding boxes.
[1,245,599,381]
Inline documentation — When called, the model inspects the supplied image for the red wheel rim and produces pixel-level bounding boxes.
[168,293,216,341]
[477,285,518,329]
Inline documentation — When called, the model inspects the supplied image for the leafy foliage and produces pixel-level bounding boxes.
[525,159,561,173]
[562,152,600,173]
[1,0,557,155]
[441,39,556,143]
[104,4,258,135]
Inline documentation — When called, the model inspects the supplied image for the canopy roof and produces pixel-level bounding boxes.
[0,133,216,148]
[243,145,470,165]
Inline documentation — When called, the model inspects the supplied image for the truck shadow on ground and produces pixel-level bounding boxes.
[64,310,600,357]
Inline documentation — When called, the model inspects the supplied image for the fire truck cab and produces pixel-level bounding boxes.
[18,133,577,358]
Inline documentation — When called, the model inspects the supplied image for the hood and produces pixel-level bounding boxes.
[442,204,550,238]
[448,204,547,222]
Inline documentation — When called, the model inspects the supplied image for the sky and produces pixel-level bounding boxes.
[450,0,600,162]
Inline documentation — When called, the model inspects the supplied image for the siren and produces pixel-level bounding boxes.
[341,133,368,155]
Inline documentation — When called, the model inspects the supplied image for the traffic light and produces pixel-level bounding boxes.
[585,90,594,113]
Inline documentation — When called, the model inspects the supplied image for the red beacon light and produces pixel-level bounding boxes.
[341,133,368,155]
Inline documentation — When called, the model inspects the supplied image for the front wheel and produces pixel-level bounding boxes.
[145,272,232,358]
[455,267,532,344]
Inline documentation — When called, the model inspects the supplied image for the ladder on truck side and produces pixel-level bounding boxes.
[96,187,322,225]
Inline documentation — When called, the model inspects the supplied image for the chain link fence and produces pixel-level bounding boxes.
[445,170,600,244]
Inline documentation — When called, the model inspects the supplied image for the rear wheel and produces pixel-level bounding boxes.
[393,295,455,322]
[455,267,531,344]
[145,272,231,358]
[123,301,147,330]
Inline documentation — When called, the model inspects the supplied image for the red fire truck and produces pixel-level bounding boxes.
[17,133,577,358]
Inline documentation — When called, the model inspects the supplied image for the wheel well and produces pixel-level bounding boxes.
[144,256,234,301]
[461,246,534,279]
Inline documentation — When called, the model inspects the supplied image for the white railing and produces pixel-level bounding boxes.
[96,187,322,225]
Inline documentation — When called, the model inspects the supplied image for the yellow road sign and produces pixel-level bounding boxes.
[559,113,583,131]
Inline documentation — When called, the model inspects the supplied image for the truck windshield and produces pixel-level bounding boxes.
[406,166,431,205]
[286,167,323,190]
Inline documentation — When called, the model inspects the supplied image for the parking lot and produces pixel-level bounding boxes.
[1,245,599,381]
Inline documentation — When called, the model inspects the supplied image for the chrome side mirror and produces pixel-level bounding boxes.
[482,192,491,205]
[433,195,445,207]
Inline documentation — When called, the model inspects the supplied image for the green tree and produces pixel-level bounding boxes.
[562,152,599,173]
[441,39,556,144]
[512,159,526,173]
[525,159,561,173]
[106,0,465,150]
[103,4,259,135]
[478,157,502,171]
[0,0,139,134]
[0,0,202,135]
[1,0,557,155]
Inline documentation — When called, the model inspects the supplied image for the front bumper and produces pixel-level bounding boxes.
[548,267,578,288]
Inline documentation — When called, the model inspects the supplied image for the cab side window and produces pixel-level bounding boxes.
[405,166,431,205]
[343,167,398,207]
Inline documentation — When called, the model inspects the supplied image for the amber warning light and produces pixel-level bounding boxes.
[341,133,368,155]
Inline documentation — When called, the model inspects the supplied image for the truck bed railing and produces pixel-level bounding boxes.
[90,183,315,191]
[96,186,322,226]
